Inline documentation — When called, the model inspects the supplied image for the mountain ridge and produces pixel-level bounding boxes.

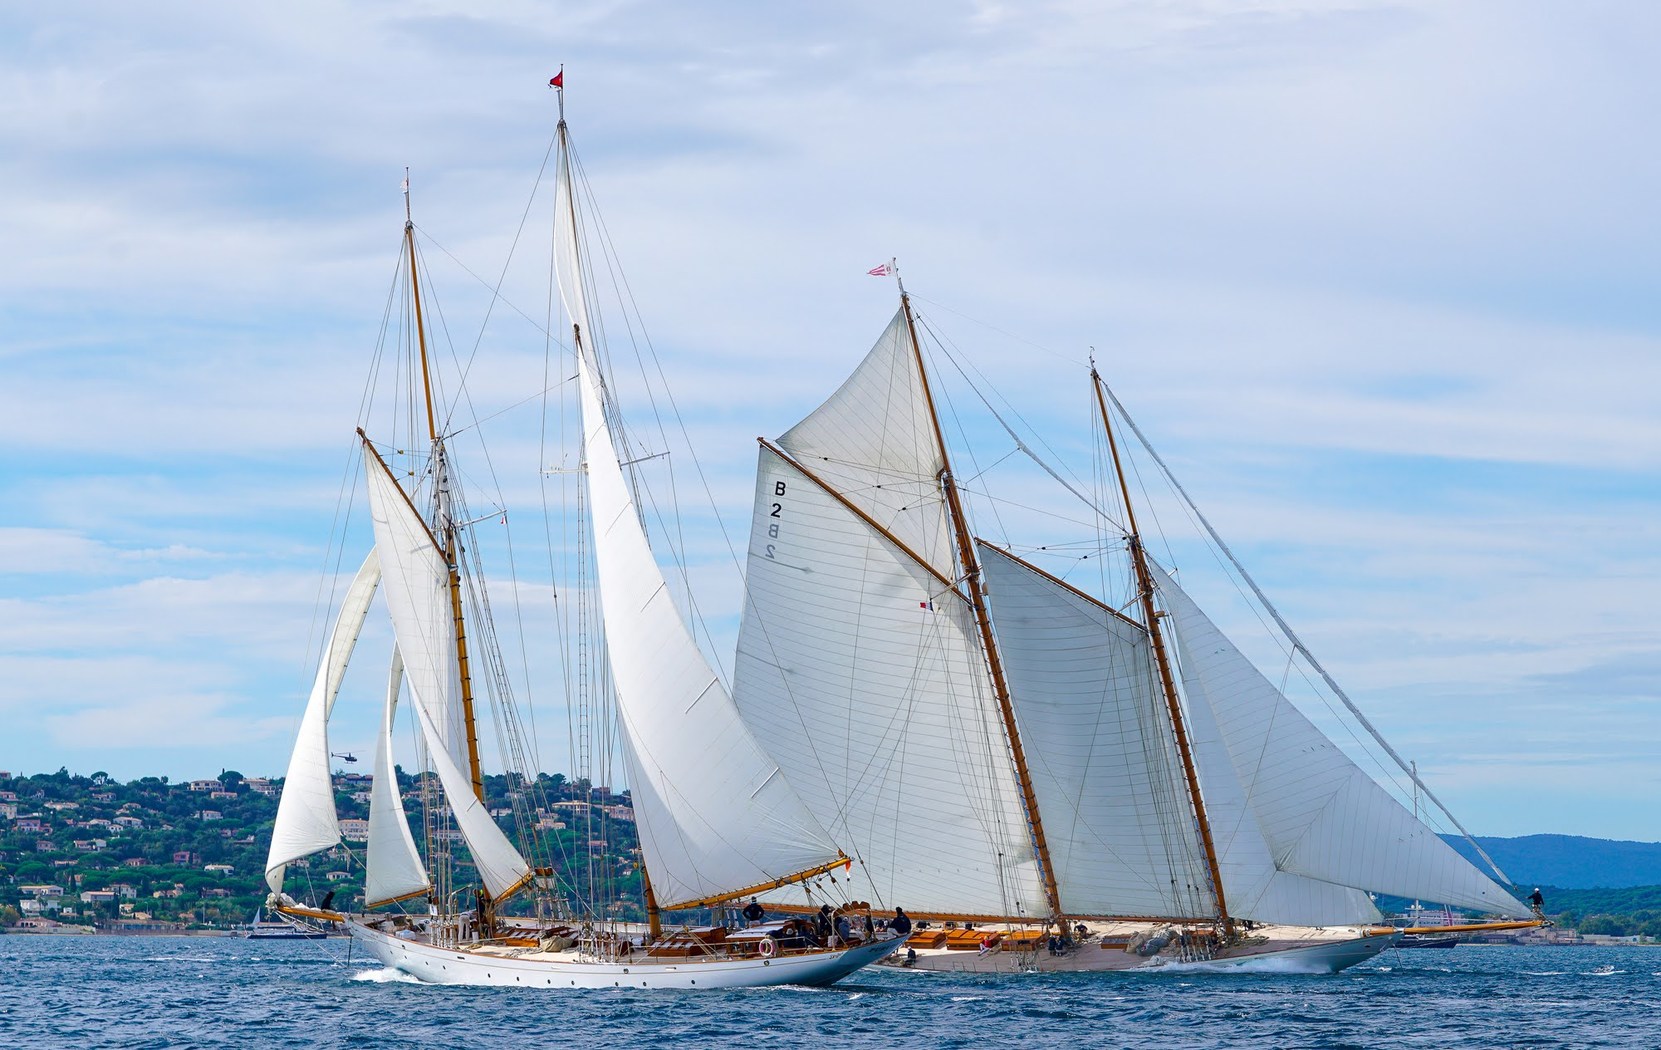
[1442,833,1661,890]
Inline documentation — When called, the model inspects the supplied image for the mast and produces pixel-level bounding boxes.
[403,174,486,806]
[898,288,1063,922]
[1092,368,1233,934]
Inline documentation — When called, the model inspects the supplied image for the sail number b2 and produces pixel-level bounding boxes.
[765,481,786,558]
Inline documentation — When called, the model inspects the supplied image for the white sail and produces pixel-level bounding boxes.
[361,443,470,776]
[775,308,956,580]
[365,646,430,908]
[733,446,1047,917]
[556,149,844,907]
[977,543,1217,919]
[362,438,531,901]
[1168,631,1384,926]
[1150,561,1531,920]
[265,549,381,894]
[406,684,532,900]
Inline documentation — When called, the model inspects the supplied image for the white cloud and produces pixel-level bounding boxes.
[1,0,1656,840]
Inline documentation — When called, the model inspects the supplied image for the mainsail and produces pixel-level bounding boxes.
[554,120,844,909]
[1149,560,1532,920]
[732,311,1046,918]
[265,549,381,894]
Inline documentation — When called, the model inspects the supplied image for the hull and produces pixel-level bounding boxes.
[349,920,902,989]
[885,923,1398,975]
[246,928,328,940]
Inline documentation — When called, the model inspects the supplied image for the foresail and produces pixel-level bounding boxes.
[1150,561,1531,920]
[365,646,430,908]
[266,549,380,894]
[554,151,843,907]
[408,687,531,900]
[361,441,470,776]
[1170,638,1384,927]
[732,446,1047,918]
[775,309,957,582]
[570,347,842,905]
[977,544,1216,919]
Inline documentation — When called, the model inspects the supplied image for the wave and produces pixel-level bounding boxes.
[351,966,422,984]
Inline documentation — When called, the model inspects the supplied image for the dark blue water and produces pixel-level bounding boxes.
[0,935,1651,1049]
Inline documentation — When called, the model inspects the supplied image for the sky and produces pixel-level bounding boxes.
[2,1,1657,842]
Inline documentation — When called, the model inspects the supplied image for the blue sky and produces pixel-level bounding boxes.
[2,2,1657,841]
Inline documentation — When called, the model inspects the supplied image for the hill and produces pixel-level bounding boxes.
[1442,834,1661,890]
[0,767,642,930]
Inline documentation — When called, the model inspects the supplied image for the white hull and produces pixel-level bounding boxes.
[888,925,1397,975]
[349,920,902,989]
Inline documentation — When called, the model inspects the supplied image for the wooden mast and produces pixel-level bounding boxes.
[403,176,487,807]
[1092,368,1233,936]
[898,288,1063,923]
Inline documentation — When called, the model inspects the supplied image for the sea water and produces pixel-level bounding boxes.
[0,935,1651,1049]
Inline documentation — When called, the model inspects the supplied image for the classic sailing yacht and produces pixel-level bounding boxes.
[261,86,900,988]
[729,277,1545,972]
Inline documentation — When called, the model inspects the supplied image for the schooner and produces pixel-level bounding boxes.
[728,275,1545,972]
[261,82,901,988]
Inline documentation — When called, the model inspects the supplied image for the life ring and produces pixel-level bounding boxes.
[757,937,777,958]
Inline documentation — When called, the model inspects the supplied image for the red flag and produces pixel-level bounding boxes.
[867,261,894,277]
[549,72,564,89]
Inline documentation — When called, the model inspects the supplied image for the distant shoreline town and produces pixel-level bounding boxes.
[1,766,641,936]
[3,767,1659,944]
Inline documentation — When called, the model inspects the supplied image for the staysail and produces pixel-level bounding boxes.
[555,124,844,908]
[265,549,381,894]
[1149,560,1532,920]
[364,646,430,907]
[731,313,1047,919]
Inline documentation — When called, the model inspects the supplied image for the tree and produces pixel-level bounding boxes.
[1577,914,1627,937]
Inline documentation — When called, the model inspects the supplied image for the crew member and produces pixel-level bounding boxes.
[890,907,912,936]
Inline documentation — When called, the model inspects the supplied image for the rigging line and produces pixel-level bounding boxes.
[912,301,1104,513]
[1102,381,1515,887]
[446,377,577,438]
[534,191,585,872]
[1118,413,1446,837]
[915,320,1015,547]
[955,486,1101,536]
[1095,382,1426,844]
[420,229,567,346]
[942,335,1127,534]
[907,291,1085,367]
[566,150,743,687]
[415,129,561,401]
[301,240,406,690]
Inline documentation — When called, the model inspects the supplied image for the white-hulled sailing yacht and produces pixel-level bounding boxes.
[728,277,1545,973]
[261,84,900,989]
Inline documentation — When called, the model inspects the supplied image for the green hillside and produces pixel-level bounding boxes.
[0,768,642,930]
